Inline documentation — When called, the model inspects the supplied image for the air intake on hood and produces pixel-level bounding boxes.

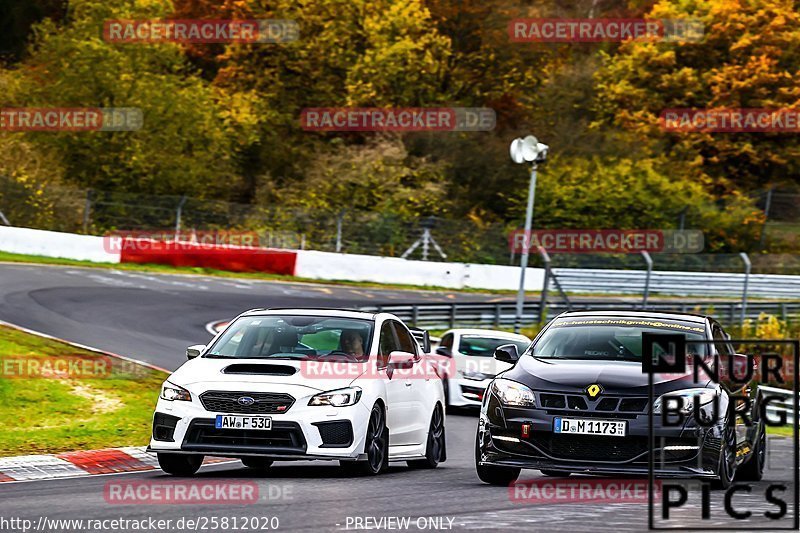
[222,364,297,376]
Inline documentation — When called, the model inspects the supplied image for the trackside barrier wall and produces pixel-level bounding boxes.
[119,239,297,275]
[0,226,119,263]
[292,250,547,291]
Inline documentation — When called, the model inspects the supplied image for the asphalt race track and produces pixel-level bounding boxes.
[0,263,796,532]
[0,263,502,369]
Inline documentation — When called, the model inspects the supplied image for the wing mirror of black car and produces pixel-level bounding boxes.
[186,344,206,360]
[435,347,452,357]
[494,343,519,364]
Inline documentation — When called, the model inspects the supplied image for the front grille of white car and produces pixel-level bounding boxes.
[199,391,295,414]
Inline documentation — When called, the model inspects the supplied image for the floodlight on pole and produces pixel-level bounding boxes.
[509,135,549,333]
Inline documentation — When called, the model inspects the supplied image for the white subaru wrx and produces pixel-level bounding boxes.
[148,308,446,476]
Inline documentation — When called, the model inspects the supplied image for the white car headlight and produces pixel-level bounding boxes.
[653,388,716,414]
[491,379,536,407]
[160,381,191,402]
[460,370,494,381]
[308,387,362,407]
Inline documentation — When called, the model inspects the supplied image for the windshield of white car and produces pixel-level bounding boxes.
[459,336,529,357]
[528,318,707,361]
[204,315,373,362]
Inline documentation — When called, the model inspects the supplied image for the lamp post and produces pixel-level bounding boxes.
[510,136,549,333]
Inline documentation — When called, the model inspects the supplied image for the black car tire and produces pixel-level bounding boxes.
[408,404,445,469]
[712,423,737,490]
[340,404,389,476]
[241,458,274,470]
[737,420,766,482]
[158,453,203,476]
[475,432,520,485]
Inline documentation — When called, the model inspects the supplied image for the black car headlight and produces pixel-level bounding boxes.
[491,378,536,407]
[653,388,716,414]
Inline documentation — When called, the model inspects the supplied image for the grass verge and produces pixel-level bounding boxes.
[0,325,166,457]
[766,425,795,437]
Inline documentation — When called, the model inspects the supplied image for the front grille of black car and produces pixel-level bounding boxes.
[535,433,649,461]
[199,391,295,414]
[313,420,354,447]
[183,419,307,454]
[492,429,699,464]
[537,392,649,415]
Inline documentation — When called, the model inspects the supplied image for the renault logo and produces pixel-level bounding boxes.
[585,384,602,399]
[237,396,256,406]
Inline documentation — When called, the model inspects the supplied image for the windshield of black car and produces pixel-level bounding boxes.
[459,336,529,357]
[204,315,373,362]
[529,318,707,361]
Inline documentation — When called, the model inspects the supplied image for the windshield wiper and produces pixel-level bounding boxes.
[203,354,237,359]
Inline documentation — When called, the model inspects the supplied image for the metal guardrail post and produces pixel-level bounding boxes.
[335,210,345,253]
[740,252,751,327]
[450,304,456,329]
[641,251,653,310]
[537,246,551,325]
[494,304,501,328]
[411,305,419,327]
[174,195,187,239]
[82,189,93,234]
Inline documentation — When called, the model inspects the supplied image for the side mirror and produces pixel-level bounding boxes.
[494,344,520,364]
[410,328,431,354]
[186,344,206,360]
[388,351,417,369]
[435,347,452,357]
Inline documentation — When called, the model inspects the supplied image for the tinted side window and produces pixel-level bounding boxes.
[712,324,733,355]
[393,322,418,355]
[378,321,400,356]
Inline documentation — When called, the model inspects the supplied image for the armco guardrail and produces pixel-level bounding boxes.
[552,268,800,299]
[760,385,797,426]
[359,300,800,330]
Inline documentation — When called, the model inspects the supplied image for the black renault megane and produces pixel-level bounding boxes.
[475,311,766,487]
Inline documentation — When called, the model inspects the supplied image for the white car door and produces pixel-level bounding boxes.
[378,320,418,446]
[391,321,428,446]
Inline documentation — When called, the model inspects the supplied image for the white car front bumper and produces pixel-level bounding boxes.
[447,377,492,407]
[148,386,372,461]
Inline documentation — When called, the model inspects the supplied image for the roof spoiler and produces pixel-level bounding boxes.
[409,327,431,354]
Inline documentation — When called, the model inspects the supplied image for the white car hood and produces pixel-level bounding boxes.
[168,357,369,393]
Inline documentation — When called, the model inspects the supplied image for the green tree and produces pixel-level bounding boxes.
[594,0,800,191]
[2,0,260,199]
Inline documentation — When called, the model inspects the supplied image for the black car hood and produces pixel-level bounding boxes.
[502,355,706,395]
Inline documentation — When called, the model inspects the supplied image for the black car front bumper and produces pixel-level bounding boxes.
[478,394,725,478]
